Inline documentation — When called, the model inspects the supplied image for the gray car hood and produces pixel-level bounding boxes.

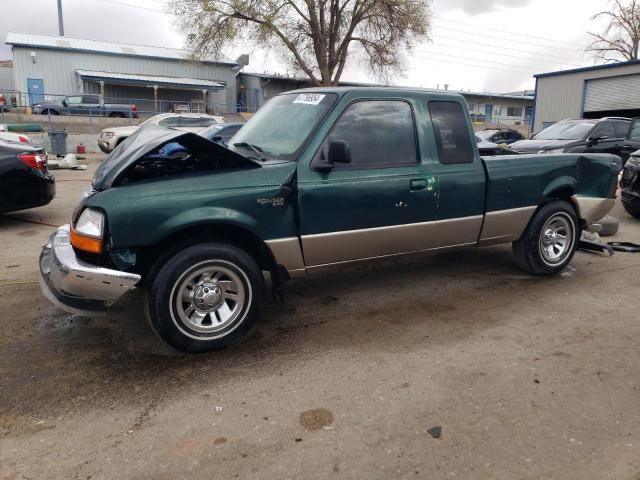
[92,127,259,191]
[510,139,578,153]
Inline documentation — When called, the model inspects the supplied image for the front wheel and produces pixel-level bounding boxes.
[513,200,579,275]
[145,243,264,353]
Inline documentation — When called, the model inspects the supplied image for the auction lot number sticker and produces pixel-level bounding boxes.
[293,93,326,105]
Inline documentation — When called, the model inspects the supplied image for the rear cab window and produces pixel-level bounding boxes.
[428,101,474,164]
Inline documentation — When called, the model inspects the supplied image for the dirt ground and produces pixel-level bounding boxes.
[1,155,639,480]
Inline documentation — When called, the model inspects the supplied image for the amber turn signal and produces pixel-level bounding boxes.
[70,226,103,254]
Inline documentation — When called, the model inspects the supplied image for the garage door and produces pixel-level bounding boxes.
[584,74,640,112]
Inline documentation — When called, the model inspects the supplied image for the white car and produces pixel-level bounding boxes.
[0,131,30,144]
[98,113,224,154]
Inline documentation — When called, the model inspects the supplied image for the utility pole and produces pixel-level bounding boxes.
[57,0,65,36]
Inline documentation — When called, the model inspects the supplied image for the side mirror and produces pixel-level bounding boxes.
[589,135,608,145]
[61,99,67,107]
[311,139,351,172]
[211,135,223,143]
[328,140,351,164]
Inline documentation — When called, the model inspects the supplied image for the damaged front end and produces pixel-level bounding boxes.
[92,126,261,190]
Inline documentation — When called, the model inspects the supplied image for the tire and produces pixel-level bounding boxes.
[109,112,125,118]
[513,200,579,276]
[595,215,619,236]
[145,243,264,353]
[622,198,640,219]
[43,109,59,116]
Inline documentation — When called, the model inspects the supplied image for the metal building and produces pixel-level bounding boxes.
[533,61,640,132]
[238,72,533,126]
[5,32,241,113]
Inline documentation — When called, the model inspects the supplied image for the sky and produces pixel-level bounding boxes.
[0,0,612,93]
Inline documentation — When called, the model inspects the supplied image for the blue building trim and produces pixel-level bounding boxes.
[535,60,640,79]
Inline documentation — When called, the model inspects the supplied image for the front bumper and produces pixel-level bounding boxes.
[39,225,141,316]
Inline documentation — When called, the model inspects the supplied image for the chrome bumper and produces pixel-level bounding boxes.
[39,225,141,316]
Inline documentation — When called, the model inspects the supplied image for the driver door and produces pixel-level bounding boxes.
[297,99,440,268]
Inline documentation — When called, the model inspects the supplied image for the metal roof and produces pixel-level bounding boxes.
[5,32,236,66]
[535,60,640,78]
[239,72,532,101]
[76,69,225,90]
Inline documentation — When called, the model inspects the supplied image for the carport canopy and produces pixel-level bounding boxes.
[75,69,226,91]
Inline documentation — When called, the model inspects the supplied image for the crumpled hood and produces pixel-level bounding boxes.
[92,126,259,191]
[510,139,577,153]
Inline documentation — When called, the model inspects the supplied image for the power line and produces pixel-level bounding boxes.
[434,24,585,54]
[431,33,586,64]
[433,15,586,48]
[419,42,583,68]
[409,53,535,75]
[93,0,166,13]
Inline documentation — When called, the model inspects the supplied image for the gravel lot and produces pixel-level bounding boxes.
[1,155,639,480]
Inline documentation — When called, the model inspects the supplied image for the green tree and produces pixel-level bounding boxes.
[171,0,431,86]
[587,0,640,62]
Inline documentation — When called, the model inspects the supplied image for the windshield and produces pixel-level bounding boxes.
[229,92,338,160]
[534,121,594,140]
[476,130,497,141]
[199,124,226,138]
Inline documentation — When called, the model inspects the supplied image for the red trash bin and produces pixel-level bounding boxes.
[76,144,86,154]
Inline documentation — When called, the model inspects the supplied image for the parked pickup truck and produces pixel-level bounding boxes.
[32,94,137,118]
[39,88,621,353]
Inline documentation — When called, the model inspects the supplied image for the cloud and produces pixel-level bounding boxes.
[441,0,534,16]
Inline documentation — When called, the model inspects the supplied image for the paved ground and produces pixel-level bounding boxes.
[1,156,639,480]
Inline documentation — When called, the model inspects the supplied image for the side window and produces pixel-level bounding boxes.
[629,120,640,140]
[614,121,629,138]
[66,96,82,105]
[327,100,417,169]
[591,122,615,139]
[158,117,179,127]
[81,95,99,104]
[428,101,474,164]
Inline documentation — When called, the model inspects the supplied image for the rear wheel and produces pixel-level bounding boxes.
[145,243,264,353]
[42,109,59,115]
[109,112,125,118]
[513,201,579,275]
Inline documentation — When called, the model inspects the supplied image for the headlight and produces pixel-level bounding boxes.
[71,208,104,253]
[540,148,565,154]
[102,132,114,138]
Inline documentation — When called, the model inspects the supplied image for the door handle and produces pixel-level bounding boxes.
[410,179,427,191]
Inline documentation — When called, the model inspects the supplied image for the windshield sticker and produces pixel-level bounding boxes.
[293,93,326,105]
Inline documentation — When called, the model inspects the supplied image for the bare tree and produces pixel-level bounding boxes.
[587,0,640,63]
[170,0,431,86]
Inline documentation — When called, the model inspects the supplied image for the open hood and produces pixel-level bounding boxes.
[92,127,259,191]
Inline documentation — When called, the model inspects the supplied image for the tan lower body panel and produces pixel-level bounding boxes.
[572,196,615,226]
[300,215,484,267]
[478,206,537,246]
[264,237,306,277]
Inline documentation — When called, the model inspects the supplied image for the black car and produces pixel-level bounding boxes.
[510,117,630,155]
[475,136,518,156]
[619,117,640,164]
[621,150,640,219]
[475,128,525,145]
[0,140,55,213]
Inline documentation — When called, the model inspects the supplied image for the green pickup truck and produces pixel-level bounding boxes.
[39,88,621,352]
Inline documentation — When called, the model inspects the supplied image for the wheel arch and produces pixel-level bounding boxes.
[138,222,281,281]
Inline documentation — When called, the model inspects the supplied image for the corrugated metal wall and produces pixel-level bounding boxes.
[11,47,237,112]
[0,66,15,91]
[535,64,640,131]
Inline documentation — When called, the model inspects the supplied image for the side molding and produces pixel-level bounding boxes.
[478,206,537,246]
